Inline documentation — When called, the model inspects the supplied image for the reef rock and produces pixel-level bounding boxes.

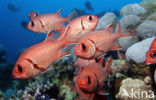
[95,12,117,30]
[120,3,147,17]
[126,37,155,63]
[120,15,140,31]
[139,0,156,11]
[137,20,156,40]
[116,78,154,100]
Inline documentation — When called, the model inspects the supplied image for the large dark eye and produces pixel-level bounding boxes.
[88,15,93,21]
[81,43,86,50]
[87,76,91,84]
[151,53,156,57]
[17,65,23,72]
[31,21,35,27]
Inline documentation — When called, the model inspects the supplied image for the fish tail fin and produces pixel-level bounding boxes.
[64,12,74,22]
[115,22,134,38]
[56,9,62,15]
[105,56,113,74]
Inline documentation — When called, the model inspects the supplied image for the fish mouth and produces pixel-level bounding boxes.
[146,63,152,65]
[12,75,27,80]
[12,73,21,79]
[12,73,25,79]
[79,85,89,93]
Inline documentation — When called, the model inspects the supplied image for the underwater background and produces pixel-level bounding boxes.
[1,0,156,100]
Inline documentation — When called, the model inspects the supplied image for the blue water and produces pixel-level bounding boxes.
[0,0,142,63]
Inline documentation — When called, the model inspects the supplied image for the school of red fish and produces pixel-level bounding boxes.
[12,9,135,100]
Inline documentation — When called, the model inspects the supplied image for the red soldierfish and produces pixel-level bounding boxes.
[12,26,71,79]
[58,15,99,42]
[27,9,73,33]
[72,57,112,100]
[74,23,134,60]
[146,38,156,65]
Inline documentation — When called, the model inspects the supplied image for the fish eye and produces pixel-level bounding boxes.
[81,43,86,51]
[151,52,156,57]
[17,65,23,73]
[88,15,93,21]
[31,21,35,27]
[87,76,91,84]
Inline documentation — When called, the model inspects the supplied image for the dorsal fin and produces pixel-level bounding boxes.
[56,9,62,15]
[29,11,38,20]
[65,12,74,22]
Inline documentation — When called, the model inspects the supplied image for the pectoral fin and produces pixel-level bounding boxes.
[55,28,63,32]
[57,52,71,60]
[111,43,122,50]
[97,90,109,95]
[41,67,50,73]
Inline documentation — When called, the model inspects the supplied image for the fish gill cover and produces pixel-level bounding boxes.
[1,0,156,100]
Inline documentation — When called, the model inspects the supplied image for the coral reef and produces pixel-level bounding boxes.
[147,12,156,21]
[137,21,156,40]
[120,3,147,17]
[120,15,141,31]
[139,0,156,11]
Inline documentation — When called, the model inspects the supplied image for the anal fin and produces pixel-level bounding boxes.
[57,52,71,59]
[111,43,122,50]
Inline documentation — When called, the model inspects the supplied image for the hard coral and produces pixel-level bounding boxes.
[137,21,156,40]
[120,3,147,17]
